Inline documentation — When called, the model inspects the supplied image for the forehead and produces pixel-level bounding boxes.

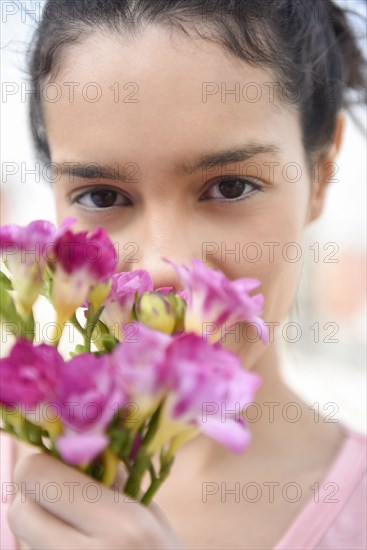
[43,24,301,165]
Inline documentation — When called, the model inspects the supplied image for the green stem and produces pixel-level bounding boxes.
[123,447,150,500]
[142,401,163,447]
[123,404,163,500]
[148,461,157,481]
[141,455,174,506]
[141,477,161,506]
[84,305,104,351]
[20,311,35,341]
[70,313,84,336]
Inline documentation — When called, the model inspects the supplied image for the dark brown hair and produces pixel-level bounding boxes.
[28,0,366,165]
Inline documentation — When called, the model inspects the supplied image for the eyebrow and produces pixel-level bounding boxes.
[181,143,282,175]
[57,164,126,182]
[56,142,282,182]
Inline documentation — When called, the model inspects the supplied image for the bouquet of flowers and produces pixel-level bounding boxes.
[0,218,268,505]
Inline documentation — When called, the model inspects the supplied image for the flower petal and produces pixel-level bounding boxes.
[199,416,251,453]
[56,432,109,465]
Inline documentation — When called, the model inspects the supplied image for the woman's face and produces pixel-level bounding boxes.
[45,25,322,366]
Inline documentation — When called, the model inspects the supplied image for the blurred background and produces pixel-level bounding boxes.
[1,1,366,432]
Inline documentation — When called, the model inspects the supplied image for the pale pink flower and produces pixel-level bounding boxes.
[111,322,172,425]
[164,258,268,344]
[0,219,72,315]
[148,332,261,454]
[101,270,154,341]
[54,353,126,465]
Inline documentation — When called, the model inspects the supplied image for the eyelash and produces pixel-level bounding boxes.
[201,177,263,204]
[70,186,132,211]
[70,178,263,210]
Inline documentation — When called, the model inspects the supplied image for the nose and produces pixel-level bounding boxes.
[115,195,215,291]
[116,208,196,293]
[138,252,185,293]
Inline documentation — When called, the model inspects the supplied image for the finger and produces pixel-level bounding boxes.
[13,453,151,531]
[148,500,183,540]
[8,493,90,550]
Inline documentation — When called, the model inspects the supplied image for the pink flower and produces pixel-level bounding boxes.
[101,270,154,341]
[53,228,116,279]
[51,227,117,323]
[154,286,172,295]
[164,258,268,344]
[149,333,261,454]
[111,322,172,424]
[0,340,63,408]
[0,219,56,258]
[54,353,126,465]
[0,220,64,315]
[155,286,188,303]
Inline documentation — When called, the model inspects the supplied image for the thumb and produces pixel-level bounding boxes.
[109,464,185,547]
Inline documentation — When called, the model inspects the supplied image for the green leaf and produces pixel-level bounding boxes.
[0,285,23,337]
[108,429,130,455]
[69,344,87,357]
[24,418,44,445]
[0,271,12,290]
[101,333,119,352]
[22,312,35,341]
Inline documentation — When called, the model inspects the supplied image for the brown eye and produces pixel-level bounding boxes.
[72,187,131,209]
[218,179,246,199]
[201,178,262,202]
[90,189,117,208]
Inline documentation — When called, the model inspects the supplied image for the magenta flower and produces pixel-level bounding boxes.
[54,353,126,465]
[0,220,60,315]
[0,339,63,408]
[148,333,261,454]
[51,227,117,324]
[111,322,172,425]
[101,270,154,341]
[53,228,116,279]
[163,258,268,344]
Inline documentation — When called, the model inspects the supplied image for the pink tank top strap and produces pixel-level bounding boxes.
[273,425,367,549]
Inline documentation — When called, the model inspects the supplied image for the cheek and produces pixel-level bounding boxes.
[220,251,304,369]
[212,186,308,363]
[254,196,309,324]
[223,238,304,324]
[260,248,303,326]
[215,218,305,310]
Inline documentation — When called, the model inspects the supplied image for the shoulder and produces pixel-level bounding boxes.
[318,470,366,549]
[273,424,366,550]
[339,424,366,467]
[317,425,366,549]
